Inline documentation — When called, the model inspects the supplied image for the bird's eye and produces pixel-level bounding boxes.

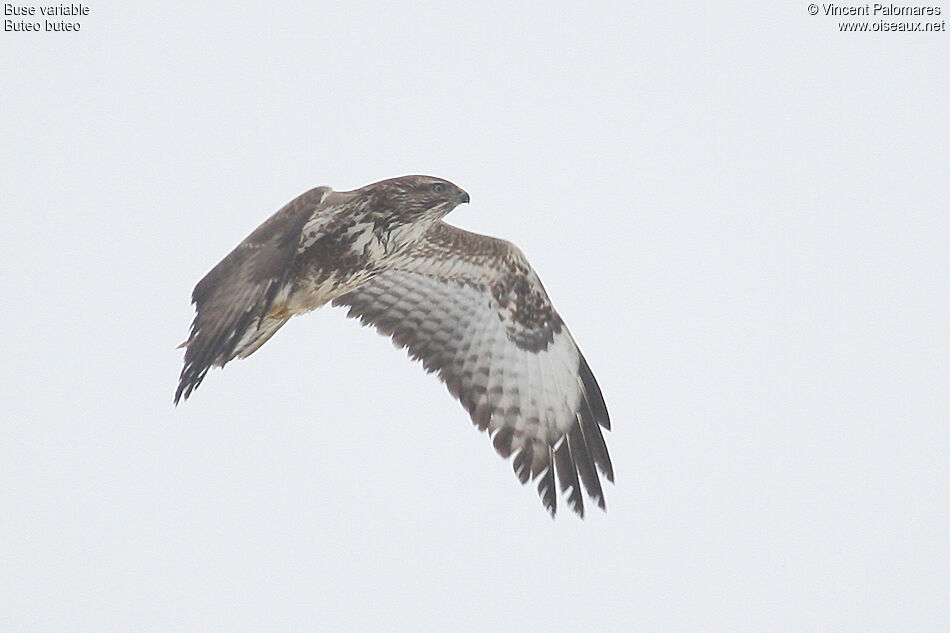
[431,182,446,194]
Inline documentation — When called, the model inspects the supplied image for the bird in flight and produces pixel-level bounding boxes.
[176,175,612,516]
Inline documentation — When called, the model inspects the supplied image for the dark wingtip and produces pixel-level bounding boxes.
[578,352,610,430]
[173,378,190,406]
[569,417,605,515]
[537,455,557,518]
[174,359,207,406]
[554,438,585,518]
[174,373,187,406]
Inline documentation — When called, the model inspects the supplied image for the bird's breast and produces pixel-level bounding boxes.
[283,217,429,316]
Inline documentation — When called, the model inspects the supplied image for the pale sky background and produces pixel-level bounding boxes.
[1,2,948,631]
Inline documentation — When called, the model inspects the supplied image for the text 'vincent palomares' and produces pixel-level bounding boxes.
[819,3,941,16]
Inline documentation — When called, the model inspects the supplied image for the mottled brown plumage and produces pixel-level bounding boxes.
[177,175,612,516]
[176,176,466,403]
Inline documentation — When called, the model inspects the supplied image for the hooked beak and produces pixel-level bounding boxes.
[458,189,470,204]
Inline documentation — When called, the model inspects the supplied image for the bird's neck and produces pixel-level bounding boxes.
[374,216,439,258]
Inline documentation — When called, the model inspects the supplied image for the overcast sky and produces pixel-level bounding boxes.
[1,2,948,631]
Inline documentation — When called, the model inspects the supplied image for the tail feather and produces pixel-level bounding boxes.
[175,315,290,404]
[235,316,290,359]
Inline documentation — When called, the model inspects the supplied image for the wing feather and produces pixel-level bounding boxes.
[333,221,612,516]
[175,186,330,403]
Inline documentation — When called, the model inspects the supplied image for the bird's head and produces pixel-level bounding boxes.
[364,175,470,225]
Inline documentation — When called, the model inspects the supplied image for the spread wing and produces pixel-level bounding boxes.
[175,186,331,403]
[333,222,612,517]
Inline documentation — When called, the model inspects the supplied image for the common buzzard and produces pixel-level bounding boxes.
[176,175,612,516]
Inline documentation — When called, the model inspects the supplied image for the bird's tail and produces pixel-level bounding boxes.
[175,315,289,404]
[232,315,290,360]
